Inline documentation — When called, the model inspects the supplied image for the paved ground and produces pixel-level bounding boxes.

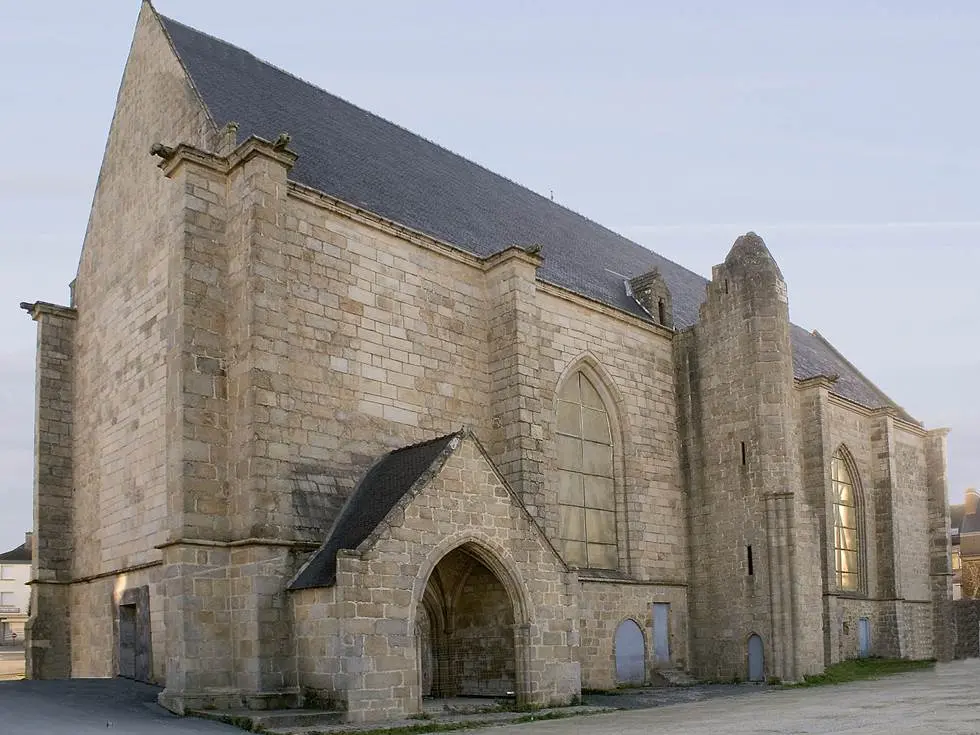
[0,660,977,734]
[582,681,766,710]
[499,659,980,735]
[0,645,25,680]
[0,678,240,734]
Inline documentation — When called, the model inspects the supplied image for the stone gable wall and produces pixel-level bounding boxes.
[70,4,218,577]
[47,4,220,681]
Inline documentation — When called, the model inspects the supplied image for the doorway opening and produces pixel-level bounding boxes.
[116,586,152,683]
[417,543,526,712]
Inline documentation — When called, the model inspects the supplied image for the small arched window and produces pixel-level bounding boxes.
[831,450,860,591]
[555,371,617,569]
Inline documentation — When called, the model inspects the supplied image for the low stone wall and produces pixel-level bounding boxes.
[952,599,980,659]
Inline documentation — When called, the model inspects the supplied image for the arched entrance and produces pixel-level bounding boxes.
[417,543,524,700]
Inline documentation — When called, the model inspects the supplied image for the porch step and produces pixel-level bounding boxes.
[190,707,344,731]
[655,668,699,687]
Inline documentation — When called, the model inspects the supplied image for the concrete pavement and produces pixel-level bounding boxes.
[0,645,25,680]
[496,659,980,735]
[0,659,977,734]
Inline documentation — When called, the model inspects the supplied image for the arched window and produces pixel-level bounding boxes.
[832,450,860,591]
[555,371,617,569]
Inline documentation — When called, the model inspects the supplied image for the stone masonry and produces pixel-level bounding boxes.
[22,1,953,724]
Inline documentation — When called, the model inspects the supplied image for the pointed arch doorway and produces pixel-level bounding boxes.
[416,542,529,705]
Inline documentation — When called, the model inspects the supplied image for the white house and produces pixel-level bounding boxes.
[0,533,32,645]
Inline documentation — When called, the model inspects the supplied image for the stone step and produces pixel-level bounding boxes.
[190,707,344,731]
[655,668,699,687]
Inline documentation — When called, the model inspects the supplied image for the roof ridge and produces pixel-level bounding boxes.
[156,13,698,281]
[386,430,462,456]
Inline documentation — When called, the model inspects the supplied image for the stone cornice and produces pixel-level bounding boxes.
[577,575,687,588]
[482,245,544,272]
[794,374,839,392]
[155,537,320,551]
[157,135,297,179]
[29,559,161,586]
[287,180,485,270]
[536,281,674,339]
[824,392,927,435]
[19,301,76,320]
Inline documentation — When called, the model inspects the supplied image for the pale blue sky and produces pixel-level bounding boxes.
[0,1,977,549]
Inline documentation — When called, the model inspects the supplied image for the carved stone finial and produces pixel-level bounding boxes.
[272,132,291,150]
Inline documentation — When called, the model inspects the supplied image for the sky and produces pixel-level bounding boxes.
[0,1,977,550]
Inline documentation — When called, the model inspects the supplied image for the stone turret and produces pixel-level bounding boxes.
[675,233,822,682]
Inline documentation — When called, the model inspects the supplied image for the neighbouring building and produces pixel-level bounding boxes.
[20,2,954,723]
[0,533,32,645]
[950,500,965,600]
[957,490,980,599]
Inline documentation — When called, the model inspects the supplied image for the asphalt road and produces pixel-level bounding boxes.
[0,678,240,734]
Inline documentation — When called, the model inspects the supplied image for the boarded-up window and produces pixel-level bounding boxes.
[556,371,617,569]
[832,451,859,591]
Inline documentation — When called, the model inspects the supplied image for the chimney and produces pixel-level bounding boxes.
[965,489,979,516]
[628,268,673,328]
[24,531,33,555]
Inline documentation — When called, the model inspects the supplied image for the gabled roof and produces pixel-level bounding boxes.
[289,433,460,590]
[157,12,912,420]
[0,542,31,563]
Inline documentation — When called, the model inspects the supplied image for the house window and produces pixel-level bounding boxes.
[556,371,617,570]
[952,549,961,571]
[832,450,860,591]
[0,591,13,606]
[0,566,12,581]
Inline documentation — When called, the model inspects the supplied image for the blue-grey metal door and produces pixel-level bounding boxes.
[614,619,645,684]
[858,618,870,658]
[748,634,764,682]
[652,603,670,664]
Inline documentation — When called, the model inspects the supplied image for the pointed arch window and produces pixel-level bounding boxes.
[832,450,860,591]
[555,371,617,570]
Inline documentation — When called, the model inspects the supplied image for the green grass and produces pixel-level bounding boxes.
[789,657,935,687]
[303,710,578,735]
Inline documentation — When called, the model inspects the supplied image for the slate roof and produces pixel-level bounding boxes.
[289,433,459,590]
[158,13,911,420]
[950,504,965,543]
[0,542,31,563]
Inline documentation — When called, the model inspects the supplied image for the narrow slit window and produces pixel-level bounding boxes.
[657,298,666,325]
[747,545,754,576]
[741,442,747,465]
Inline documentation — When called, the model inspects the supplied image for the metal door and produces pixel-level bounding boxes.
[858,617,871,658]
[652,603,670,664]
[118,604,137,679]
[748,634,765,682]
[614,619,645,684]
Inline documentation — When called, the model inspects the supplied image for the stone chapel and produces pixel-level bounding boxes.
[21,2,953,723]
